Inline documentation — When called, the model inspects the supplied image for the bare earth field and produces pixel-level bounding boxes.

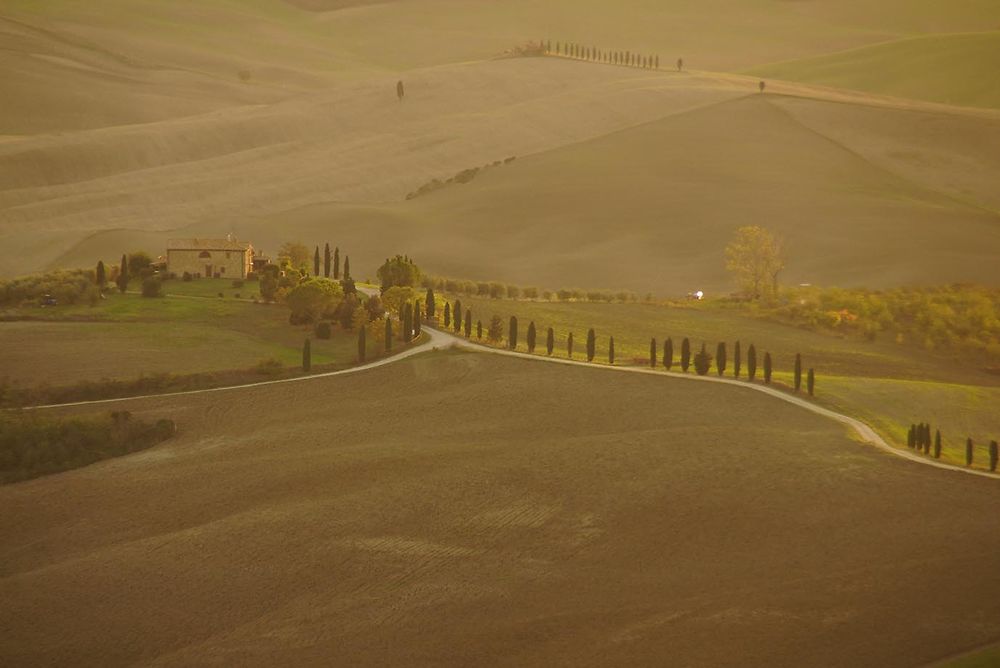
[2,350,999,666]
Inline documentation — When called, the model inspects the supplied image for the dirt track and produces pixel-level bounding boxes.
[2,348,1000,666]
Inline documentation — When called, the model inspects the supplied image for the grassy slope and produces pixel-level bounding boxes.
[2,351,999,665]
[748,32,1000,110]
[0,279,361,387]
[444,295,1000,470]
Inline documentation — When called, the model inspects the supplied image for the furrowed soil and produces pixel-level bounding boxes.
[2,350,998,666]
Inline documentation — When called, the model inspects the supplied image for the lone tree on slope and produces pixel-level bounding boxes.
[680,337,691,372]
[747,344,757,381]
[725,226,786,301]
[716,342,727,377]
[663,337,674,370]
[508,316,518,350]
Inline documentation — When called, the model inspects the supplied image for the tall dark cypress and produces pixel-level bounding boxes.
[453,300,462,333]
[934,430,942,458]
[807,369,815,396]
[385,318,392,352]
[747,344,757,381]
[96,260,106,287]
[323,243,331,277]
[924,424,931,454]
[358,325,366,362]
[426,288,436,318]
[402,303,413,343]
[464,310,472,338]
[966,437,974,466]
[907,425,916,449]
[118,254,129,293]
[509,316,518,350]
[609,336,615,365]
[650,338,657,368]
[333,247,341,279]
[444,302,451,328]
[313,246,320,276]
[477,320,482,339]
[567,332,574,358]
[794,354,803,392]
[302,338,312,371]
[586,328,596,362]
[664,337,673,370]
[413,301,422,337]
[527,321,537,353]
[546,327,555,355]
[680,337,691,372]
[716,342,727,377]
[733,341,742,379]
[990,440,998,472]
[763,352,772,384]
[343,256,350,281]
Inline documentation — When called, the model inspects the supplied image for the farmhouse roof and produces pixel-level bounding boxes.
[167,238,252,251]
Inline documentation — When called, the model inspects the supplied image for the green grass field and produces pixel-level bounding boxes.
[442,294,1000,471]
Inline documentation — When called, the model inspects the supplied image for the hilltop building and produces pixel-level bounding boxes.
[166,236,254,278]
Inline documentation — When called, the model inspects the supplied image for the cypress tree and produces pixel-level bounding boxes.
[477,320,483,339]
[747,344,757,381]
[118,253,129,293]
[453,300,463,333]
[546,327,554,355]
[663,337,673,370]
[934,430,942,458]
[966,437,974,466]
[609,336,615,365]
[333,247,340,279]
[444,302,451,328]
[343,256,350,280]
[680,337,691,372]
[96,260,106,287]
[413,302,422,337]
[794,353,803,392]
[358,325,366,362]
[464,310,472,338]
[907,425,915,448]
[763,352,772,384]
[385,318,393,352]
[509,316,518,350]
[302,337,312,371]
[716,342,727,377]
[586,328,596,362]
[990,440,998,472]
[924,424,932,454]
[323,243,331,277]
[568,332,574,358]
[527,321,537,353]
[650,338,657,368]
[402,303,413,342]
[807,369,815,396]
[733,340,742,379]
[313,246,320,276]
[426,288,436,318]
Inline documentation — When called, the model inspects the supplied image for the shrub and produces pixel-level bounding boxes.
[693,343,713,376]
[315,321,332,339]
[182,271,192,282]
[141,277,162,298]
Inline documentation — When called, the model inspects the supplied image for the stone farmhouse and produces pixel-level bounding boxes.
[166,237,254,279]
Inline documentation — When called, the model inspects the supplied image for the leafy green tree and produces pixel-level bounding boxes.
[716,342,727,376]
[323,243,331,278]
[794,354,803,391]
[725,226,785,300]
[547,327,555,355]
[694,343,713,376]
[586,328,596,361]
[664,337,673,370]
[747,344,757,381]
[464,310,472,338]
[279,242,310,270]
[117,254,129,293]
[509,316,518,350]
[527,321,537,353]
[650,338,657,368]
[426,288,436,318]
[966,437,974,466]
[487,315,503,343]
[334,247,340,279]
[807,368,815,396]
[377,254,422,290]
[385,318,392,352]
[990,440,998,472]
[763,352,772,384]
[286,278,344,324]
[96,261,106,288]
[302,337,312,371]
[313,246,320,276]
[127,251,152,278]
[934,430,942,458]
[402,302,413,343]
[609,336,615,365]
[733,341,742,378]
[444,302,451,328]
[358,325,366,362]
[680,337,691,372]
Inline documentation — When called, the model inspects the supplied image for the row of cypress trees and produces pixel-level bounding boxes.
[312,243,348,280]
[546,40,662,70]
[910,423,1000,470]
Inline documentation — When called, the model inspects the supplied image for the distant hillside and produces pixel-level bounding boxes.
[748,32,1000,110]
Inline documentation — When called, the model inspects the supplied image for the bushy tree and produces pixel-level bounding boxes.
[302,338,312,371]
[487,315,503,343]
[693,343,713,376]
[286,278,344,324]
[650,338,657,368]
[733,341,742,379]
[527,321,537,353]
[547,327,554,355]
[807,368,815,396]
[279,242,311,270]
[358,325,366,362]
[444,302,451,328]
[377,254,422,290]
[763,352,772,384]
[567,332,574,358]
[96,261,106,288]
[664,337,674,370]
[725,226,785,300]
[509,316,518,350]
[747,344,757,381]
[127,251,152,278]
[716,342,727,376]
[609,336,615,365]
[586,328,596,361]
[794,353,803,392]
[385,318,392,352]
[681,337,691,372]
[426,288,436,318]
[966,437,974,466]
